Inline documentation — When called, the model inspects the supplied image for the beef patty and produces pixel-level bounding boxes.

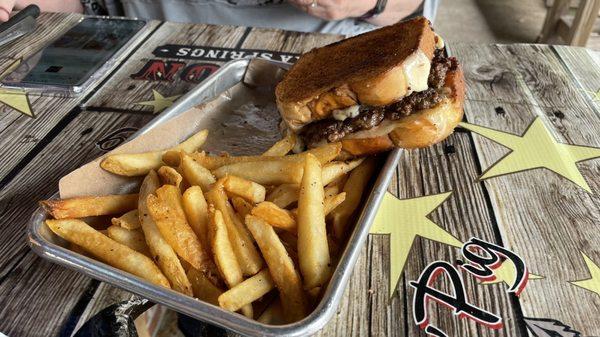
[301,49,458,148]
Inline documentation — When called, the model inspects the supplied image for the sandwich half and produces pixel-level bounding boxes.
[275,16,465,156]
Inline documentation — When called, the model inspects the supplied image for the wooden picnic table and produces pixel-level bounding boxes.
[1,12,599,337]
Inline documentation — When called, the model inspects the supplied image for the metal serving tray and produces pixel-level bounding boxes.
[28,59,402,337]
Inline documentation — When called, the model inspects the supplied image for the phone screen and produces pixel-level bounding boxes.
[3,17,145,88]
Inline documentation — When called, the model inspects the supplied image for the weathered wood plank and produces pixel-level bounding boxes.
[83,23,248,113]
[457,44,529,105]
[0,252,96,337]
[0,16,159,184]
[240,27,342,53]
[391,133,522,337]
[0,109,155,336]
[451,42,600,335]
[551,45,600,114]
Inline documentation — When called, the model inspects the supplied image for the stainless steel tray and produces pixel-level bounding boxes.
[28,59,402,337]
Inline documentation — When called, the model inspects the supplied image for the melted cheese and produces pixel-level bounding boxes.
[402,50,430,93]
[332,105,360,121]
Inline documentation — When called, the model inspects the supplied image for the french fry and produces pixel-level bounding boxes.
[70,242,91,257]
[139,171,192,295]
[261,159,362,210]
[262,133,296,156]
[218,269,275,312]
[331,158,376,240]
[231,197,253,219]
[223,175,266,203]
[180,153,216,191]
[181,186,210,254]
[191,142,341,170]
[324,192,346,215]
[327,173,348,189]
[206,182,263,276]
[213,161,304,185]
[41,194,138,219]
[209,206,241,286]
[46,219,169,288]
[107,225,151,256]
[297,154,331,291]
[321,158,364,186]
[158,166,184,190]
[251,202,296,232]
[305,142,342,165]
[147,185,211,272]
[324,185,340,198]
[245,215,307,322]
[187,267,223,306]
[100,129,208,176]
[257,298,285,325]
[291,192,346,218]
[209,207,253,318]
[266,184,299,209]
[162,150,182,167]
[111,209,140,230]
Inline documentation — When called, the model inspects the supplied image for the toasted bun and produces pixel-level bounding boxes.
[276,17,436,131]
[340,65,465,156]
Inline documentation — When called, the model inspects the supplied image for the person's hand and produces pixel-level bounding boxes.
[0,0,17,22]
[0,1,84,22]
[288,0,377,21]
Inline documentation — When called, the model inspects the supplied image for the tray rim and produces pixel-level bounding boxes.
[27,58,402,337]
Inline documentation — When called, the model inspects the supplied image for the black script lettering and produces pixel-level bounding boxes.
[409,261,503,336]
[458,237,528,296]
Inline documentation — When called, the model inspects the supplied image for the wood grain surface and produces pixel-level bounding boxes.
[0,17,158,184]
[83,23,342,114]
[553,45,600,112]
[240,26,342,52]
[84,22,248,113]
[0,110,155,337]
[314,133,524,337]
[451,42,600,336]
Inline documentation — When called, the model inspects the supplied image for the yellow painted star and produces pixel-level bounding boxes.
[370,191,462,297]
[0,87,33,117]
[0,58,33,117]
[0,58,22,79]
[569,252,600,297]
[460,117,600,192]
[134,89,181,114]
[479,260,543,290]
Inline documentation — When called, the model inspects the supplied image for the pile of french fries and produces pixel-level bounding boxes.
[41,129,375,324]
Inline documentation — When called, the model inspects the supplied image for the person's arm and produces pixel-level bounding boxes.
[0,0,83,22]
[288,0,423,26]
[365,0,422,26]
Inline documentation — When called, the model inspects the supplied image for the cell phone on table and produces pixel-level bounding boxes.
[2,17,147,95]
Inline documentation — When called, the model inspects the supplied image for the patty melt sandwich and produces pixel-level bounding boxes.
[275,17,465,157]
